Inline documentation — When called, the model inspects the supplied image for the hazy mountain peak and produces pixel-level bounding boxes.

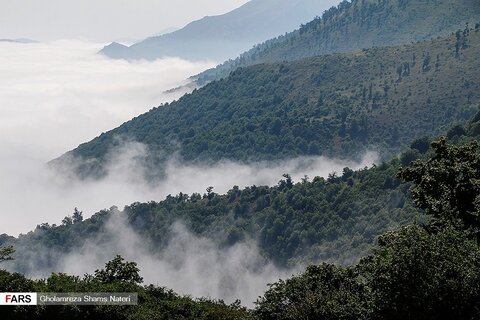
[99,0,339,61]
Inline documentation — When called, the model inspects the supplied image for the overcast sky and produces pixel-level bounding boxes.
[0,0,250,42]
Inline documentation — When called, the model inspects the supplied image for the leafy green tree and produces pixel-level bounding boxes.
[410,136,430,153]
[255,264,371,320]
[94,255,143,284]
[72,207,83,223]
[398,137,480,228]
[362,224,480,320]
[399,148,420,166]
[0,246,15,264]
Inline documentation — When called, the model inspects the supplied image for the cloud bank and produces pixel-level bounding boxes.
[0,40,213,235]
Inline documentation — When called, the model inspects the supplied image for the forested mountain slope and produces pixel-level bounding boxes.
[195,0,480,84]
[100,0,335,62]
[56,28,480,178]
[2,116,480,320]
[7,112,480,275]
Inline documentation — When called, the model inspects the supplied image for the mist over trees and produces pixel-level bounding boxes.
[56,27,480,180]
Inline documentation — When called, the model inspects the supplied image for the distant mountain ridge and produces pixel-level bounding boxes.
[100,0,337,62]
[194,0,480,84]
[0,38,37,44]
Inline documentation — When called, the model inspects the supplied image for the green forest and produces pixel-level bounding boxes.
[56,27,480,179]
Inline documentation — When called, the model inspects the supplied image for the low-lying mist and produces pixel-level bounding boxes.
[52,214,297,306]
[2,138,377,236]
[0,40,378,235]
[4,141,377,306]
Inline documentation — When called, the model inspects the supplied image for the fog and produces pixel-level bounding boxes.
[0,40,214,235]
[56,215,297,306]
[0,39,380,306]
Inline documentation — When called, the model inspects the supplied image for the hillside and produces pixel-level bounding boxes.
[195,0,480,84]
[3,120,480,319]
[56,28,480,178]
[100,0,336,62]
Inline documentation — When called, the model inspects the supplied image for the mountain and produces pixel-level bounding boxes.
[194,0,480,84]
[0,38,37,44]
[55,27,480,178]
[99,0,338,62]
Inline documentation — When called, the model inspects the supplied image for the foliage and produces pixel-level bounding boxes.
[4,126,480,319]
[255,264,371,320]
[0,246,15,264]
[0,256,251,320]
[94,255,143,285]
[398,137,480,228]
[255,138,480,320]
[363,224,480,320]
[7,157,421,274]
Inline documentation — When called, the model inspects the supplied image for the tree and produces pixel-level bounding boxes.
[255,264,371,320]
[0,246,14,264]
[206,186,215,200]
[398,138,480,228]
[447,124,466,139]
[62,216,73,226]
[400,149,420,166]
[94,255,143,284]
[72,208,83,223]
[362,224,480,320]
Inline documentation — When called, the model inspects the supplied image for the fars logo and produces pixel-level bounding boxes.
[0,293,37,305]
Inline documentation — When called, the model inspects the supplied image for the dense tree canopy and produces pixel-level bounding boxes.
[0,256,250,320]
[398,138,480,228]
[255,136,480,320]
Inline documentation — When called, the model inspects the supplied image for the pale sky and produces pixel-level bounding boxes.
[0,0,250,42]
